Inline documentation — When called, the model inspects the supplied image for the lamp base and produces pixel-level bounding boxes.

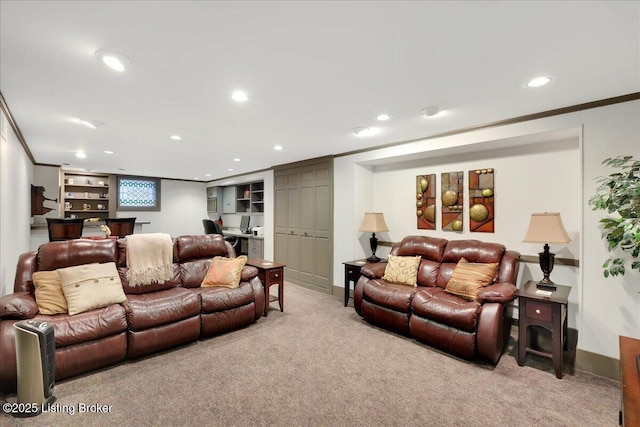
[536,277,557,290]
[366,255,381,263]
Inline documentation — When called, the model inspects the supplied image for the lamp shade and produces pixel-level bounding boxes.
[359,212,389,233]
[523,212,571,244]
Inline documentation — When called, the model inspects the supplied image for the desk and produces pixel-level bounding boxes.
[246,259,285,316]
[517,280,571,379]
[223,230,264,258]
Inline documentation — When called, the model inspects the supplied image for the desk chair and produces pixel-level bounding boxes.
[47,218,85,241]
[202,219,242,255]
[105,217,136,238]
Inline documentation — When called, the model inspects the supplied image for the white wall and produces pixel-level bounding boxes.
[0,108,33,296]
[120,179,207,237]
[334,100,640,360]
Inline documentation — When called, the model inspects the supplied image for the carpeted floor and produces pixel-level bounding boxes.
[2,283,620,426]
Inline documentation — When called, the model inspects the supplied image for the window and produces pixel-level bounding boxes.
[117,176,161,211]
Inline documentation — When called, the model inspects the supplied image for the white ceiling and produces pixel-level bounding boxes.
[1,1,638,181]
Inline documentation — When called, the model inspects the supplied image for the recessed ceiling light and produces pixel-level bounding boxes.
[231,90,249,102]
[233,158,241,162]
[118,168,126,171]
[227,168,234,172]
[205,174,211,177]
[75,152,87,159]
[95,50,136,72]
[421,106,442,117]
[273,145,283,151]
[104,150,114,154]
[170,135,182,141]
[376,114,392,121]
[525,76,553,88]
[73,118,104,129]
[352,127,370,137]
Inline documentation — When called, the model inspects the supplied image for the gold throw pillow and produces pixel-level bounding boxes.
[201,256,247,288]
[32,270,67,315]
[445,258,499,301]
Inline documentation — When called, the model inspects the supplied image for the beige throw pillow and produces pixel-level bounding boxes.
[32,270,68,315]
[201,256,247,288]
[381,255,421,287]
[57,262,127,315]
[445,258,499,301]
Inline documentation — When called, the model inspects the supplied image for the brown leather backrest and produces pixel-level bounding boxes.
[392,236,448,287]
[176,235,235,288]
[37,239,117,271]
[436,239,506,288]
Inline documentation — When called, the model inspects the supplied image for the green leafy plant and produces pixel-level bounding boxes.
[588,155,640,277]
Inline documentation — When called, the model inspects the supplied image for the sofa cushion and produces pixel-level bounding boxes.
[411,287,481,333]
[202,256,247,288]
[176,234,230,262]
[57,262,127,315]
[362,279,416,313]
[381,255,421,286]
[33,304,128,348]
[194,281,255,313]
[32,270,67,315]
[444,258,499,301]
[124,287,200,331]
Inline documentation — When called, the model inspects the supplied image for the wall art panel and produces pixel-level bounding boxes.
[416,174,436,230]
[468,168,495,232]
[441,171,464,232]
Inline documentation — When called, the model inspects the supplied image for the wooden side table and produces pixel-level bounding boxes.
[343,259,384,307]
[516,280,571,379]
[246,259,286,316]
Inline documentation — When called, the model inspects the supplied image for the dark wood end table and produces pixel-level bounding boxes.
[516,280,571,379]
[343,259,384,307]
[246,259,286,317]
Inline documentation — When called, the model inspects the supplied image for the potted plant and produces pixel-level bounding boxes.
[588,155,640,277]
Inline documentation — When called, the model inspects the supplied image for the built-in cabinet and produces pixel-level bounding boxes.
[222,186,236,214]
[211,181,264,215]
[236,181,264,214]
[61,172,114,220]
[274,158,333,294]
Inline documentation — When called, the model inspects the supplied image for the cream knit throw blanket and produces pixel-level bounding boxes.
[125,233,173,287]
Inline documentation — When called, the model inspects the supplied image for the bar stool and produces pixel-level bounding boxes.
[46,218,85,241]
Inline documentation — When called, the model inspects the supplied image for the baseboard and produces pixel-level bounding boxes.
[575,348,620,381]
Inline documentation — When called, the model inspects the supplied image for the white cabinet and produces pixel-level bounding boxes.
[206,186,219,213]
[222,186,236,214]
[248,238,263,259]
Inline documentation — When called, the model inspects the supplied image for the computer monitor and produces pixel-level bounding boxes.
[240,215,251,234]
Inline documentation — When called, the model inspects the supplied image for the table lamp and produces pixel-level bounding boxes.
[523,212,571,290]
[359,212,389,263]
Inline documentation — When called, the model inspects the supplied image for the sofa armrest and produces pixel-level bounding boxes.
[0,292,38,320]
[241,265,259,282]
[360,262,387,279]
[478,282,517,304]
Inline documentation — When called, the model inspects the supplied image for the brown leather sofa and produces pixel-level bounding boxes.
[354,236,520,364]
[0,234,265,393]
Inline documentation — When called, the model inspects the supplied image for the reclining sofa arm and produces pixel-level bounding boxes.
[360,262,387,279]
[477,282,517,304]
[0,292,38,320]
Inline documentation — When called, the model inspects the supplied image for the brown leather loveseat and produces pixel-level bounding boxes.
[0,234,265,393]
[354,235,520,364]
